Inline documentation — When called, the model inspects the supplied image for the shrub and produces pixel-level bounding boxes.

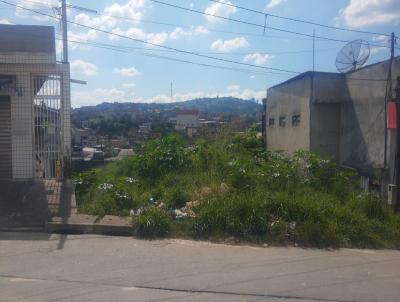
[192,194,270,239]
[134,207,172,238]
[73,131,400,249]
[165,187,190,209]
[296,219,341,248]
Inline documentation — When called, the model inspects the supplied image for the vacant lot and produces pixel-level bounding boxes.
[74,131,400,248]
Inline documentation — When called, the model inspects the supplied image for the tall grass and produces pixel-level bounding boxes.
[73,131,400,248]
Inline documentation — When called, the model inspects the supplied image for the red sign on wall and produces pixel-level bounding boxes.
[388,101,397,129]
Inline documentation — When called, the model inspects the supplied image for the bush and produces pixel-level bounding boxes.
[192,194,270,239]
[165,187,190,209]
[73,131,400,249]
[134,207,172,238]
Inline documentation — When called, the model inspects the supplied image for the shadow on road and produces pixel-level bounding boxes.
[0,179,75,248]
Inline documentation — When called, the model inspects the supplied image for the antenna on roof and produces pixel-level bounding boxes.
[335,40,370,73]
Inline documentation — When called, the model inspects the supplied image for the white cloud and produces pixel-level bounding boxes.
[122,83,137,88]
[111,25,208,45]
[74,13,118,30]
[265,0,287,10]
[146,89,266,103]
[68,30,98,49]
[370,35,390,55]
[338,0,400,27]
[73,0,147,30]
[111,27,169,44]
[169,26,209,40]
[16,0,58,21]
[243,53,274,65]
[113,67,141,77]
[211,37,249,52]
[204,0,236,22]
[73,88,266,107]
[72,88,131,107]
[227,84,240,91]
[105,0,146,21]
[0,19,13,24]
[70,60,99,76]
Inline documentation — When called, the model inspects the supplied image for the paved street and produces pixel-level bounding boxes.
[1,232,400,302]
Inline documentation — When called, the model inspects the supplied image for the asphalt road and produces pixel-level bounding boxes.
[1,232,400,302]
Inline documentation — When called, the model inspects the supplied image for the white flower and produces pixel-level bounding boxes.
[98,183,113,190]
[126,177,138,184]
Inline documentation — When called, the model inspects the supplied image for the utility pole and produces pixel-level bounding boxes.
[391,31,400,209]
[61,0,68,63]
[312,28,315,72]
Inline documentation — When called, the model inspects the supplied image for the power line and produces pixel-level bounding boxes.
[0,0,300,74]
[209,0,391,37]
[62,38,285,76]
[9,0,394,49]
[13,0,315,41]
[148,0,393,49]
[56,34,335,56]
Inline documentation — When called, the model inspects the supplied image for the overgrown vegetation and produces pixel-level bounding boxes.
[73,131,400,248]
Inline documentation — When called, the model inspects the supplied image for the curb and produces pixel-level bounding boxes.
[45,215,133,236]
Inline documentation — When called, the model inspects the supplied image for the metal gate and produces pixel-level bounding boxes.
[33,75,62,179]
[0,95,12,179]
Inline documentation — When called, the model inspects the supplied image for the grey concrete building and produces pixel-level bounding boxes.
[265,57,400,200]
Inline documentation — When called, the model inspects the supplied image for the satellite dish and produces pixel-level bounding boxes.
[335,40,370,73]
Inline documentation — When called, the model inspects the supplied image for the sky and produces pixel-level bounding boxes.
[0,0,399,107]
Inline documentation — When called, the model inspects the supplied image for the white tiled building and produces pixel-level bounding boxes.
[0,25,71,180]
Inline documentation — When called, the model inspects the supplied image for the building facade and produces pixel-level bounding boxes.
[265,58,400,200]
[0,25,71,180]
[175,109,200,131]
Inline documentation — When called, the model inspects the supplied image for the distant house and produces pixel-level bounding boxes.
[72,127,93,147]
[265,57,400,203]
[0,25,71,180]
[175,109,200,131]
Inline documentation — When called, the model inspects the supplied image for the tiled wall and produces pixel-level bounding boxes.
[0,61,70,180]
[0,52,56,65]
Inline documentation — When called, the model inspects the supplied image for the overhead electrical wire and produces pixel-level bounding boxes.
[60,38,390,82]
[7,0,394,49]
[8,0,314,41]
[64,38,286,76]
[56,34,336,56]
[1,1,396,82]
[0,0,301,74]
[209,0,391,37]
[148,0,393,49]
